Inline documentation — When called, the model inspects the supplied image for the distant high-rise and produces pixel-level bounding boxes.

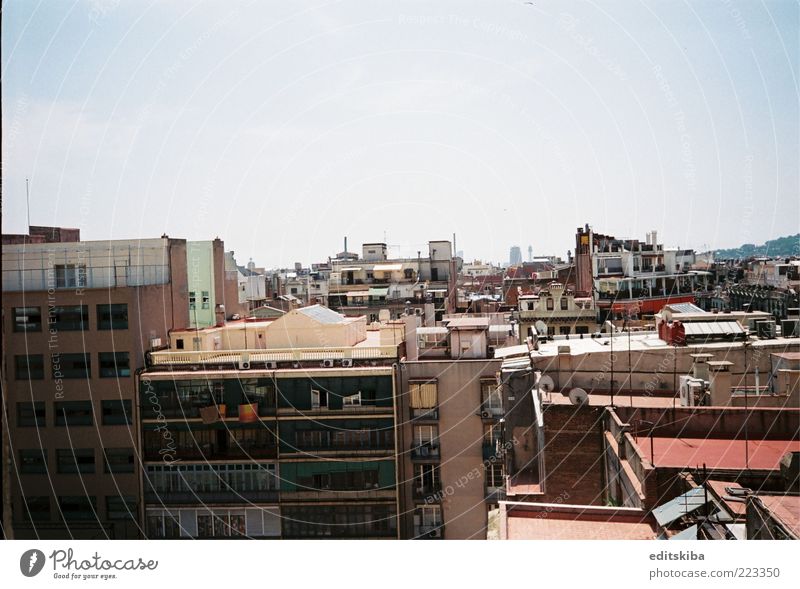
[527,245,533,262]
[509,245,522,266]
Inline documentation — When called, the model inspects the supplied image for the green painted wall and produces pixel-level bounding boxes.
[187,240,216,328]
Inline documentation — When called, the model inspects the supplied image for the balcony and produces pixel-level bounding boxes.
[148,345,399,367]
[144,445,277,462]
[410,407,439,422]
[479,405,503,420]
[145,489,279,505]
[485,487,507,502]
[413,484,442,502]
[414,525,444,539]
[482,443,503,461]
[410,443,440,461]
[282,488,396,501]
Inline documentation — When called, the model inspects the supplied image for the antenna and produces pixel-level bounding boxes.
[26,177,31,229]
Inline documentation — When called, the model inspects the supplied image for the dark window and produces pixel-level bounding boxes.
[24,496,50,521]
[575,325,590,334]
[560,298,568,310]
[59,496,96,521]
[104,448,135,474]
[56,448,95,474]
[98,352,131,378]
[201,291,210,309]
[546,298,554,311]
[106,496,137,520]
[13,307,42,332]
[54,401,93,426]
[15,355,44,380]
[17,402,46,428]
[49,305,88,331]
[19,449,48,474]
[176,338,184,350]
[55,353,90,379]
[97,304,128,330]
[101,400,132,425]
[189,292,196,310]
[54,264,86,288]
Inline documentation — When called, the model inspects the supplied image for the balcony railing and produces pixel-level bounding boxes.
[144,446,277,461]
[282,488,396,501]
[413,484,442,501]
[410,443,440,460]
[485,487,507,502]
[410,407,439,421]
[414,525,444,539]
[149,346,399,366]
[144,489,279,504]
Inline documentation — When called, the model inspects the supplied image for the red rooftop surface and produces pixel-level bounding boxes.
[641,437,800,470]
[500,503,656,540]
[755,495,800,537]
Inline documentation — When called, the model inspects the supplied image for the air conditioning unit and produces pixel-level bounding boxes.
[321,359,335,368]
[238,353,251,370]
[149,337,162,350]
[341,359,353,367]
[266,361,278,370]
[480,410,491,419]
[292,361,301,369]
[428,529,442,538]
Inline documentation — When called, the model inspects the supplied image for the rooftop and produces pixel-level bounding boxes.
[754,495,800,537]
[643,437,800,471]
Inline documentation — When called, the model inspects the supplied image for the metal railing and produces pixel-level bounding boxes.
[149,345,399,366]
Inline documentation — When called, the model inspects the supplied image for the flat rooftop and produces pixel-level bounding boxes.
[642,437,800,471]
[755,495,800,537]
[501,503,656,540]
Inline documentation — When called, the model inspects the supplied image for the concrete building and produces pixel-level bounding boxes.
[2,231,190,538]
[139,306,403,539]
[509,246,522,267]
[574,224,708,321]
[517,282,596,340]
[187,240,245,327]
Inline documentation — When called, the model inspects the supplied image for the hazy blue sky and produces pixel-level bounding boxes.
[3,0,798,267]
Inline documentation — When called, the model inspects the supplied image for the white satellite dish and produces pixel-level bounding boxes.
[568,387,589,406]
[539,375,555,393]
[535,320,548,336]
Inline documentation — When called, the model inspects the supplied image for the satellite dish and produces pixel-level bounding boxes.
[535,320,548,336]
[539,375,555,393]
[568,387,589,406]
[602,320,615,333]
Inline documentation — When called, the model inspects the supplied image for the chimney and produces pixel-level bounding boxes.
[707,361,734,406]
[689,353,714,381]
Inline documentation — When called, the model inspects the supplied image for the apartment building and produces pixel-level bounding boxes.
[517,282,597,340]
[327,240,456,323]
[2,230,190,538]
[395,314,515,539]
[138,305,403,539]
[574,224,708,320]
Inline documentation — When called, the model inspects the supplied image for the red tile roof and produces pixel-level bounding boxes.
[645,438,800,471]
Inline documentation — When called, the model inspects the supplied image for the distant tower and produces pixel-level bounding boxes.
[527,245,533,262]
[509,245,522,266]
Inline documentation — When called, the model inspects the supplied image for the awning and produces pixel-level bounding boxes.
[340,267,362,272]
[345,291,368,298]
[369,287,389,296]
[373,263,403,272]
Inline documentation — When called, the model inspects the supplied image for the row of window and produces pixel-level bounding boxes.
[15,352,131,380]
[188,291,210,310]
[17,400,132,427]
[145,463,278,494]
[18,447,135,475]
[408,380,502,416]
[12,304,128,332]
[23,495,136,522]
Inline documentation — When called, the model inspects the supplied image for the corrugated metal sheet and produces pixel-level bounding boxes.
[683,321,744,336]
[297,305,346,324]
[653,487,709,527]
[668,302,706,314]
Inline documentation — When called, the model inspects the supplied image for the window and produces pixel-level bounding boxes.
[24,496,50,522]
[15,355,44,380]
[102,400,132,425]
[546,298,554,311]
[106,496,137,520]
[201,291,210,309]
[483,423,502,446]
[189,292,196,310]
[409,381,438,417]
[13,307,42,332]
[145,463,278,495]
[342,391,361,407]
[97,304,128,330]
[55,353,90,379]
[54,401,93,426]
[560,298,569,310]
[49,305,88,331]
[197,512,246,538]
[176,338,185,350]
[98,352,131,378]
[55,264,87,288]
[104,447,135,474]
[17,402,46,428]
[296,430,330,448]
[414,505,442,536]
[481,381,503,416]
[414,464,440,493]
[19,449,48,474]
[59,496,96,521]
[485,463,504,488]
[57,448,95,474]
[147,512,181,538]
[575,325,590,335]
[310,388,327,409]
[413,425,438,447]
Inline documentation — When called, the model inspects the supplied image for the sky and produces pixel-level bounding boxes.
[2,0,798,268]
